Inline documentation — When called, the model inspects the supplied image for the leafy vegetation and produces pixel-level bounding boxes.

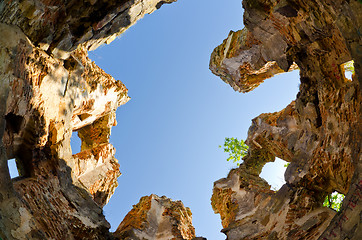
[323,192,345,211]
[220,139,344,212]
[344,60,354,73]
[219,137,248,166]
[283,164,344,211]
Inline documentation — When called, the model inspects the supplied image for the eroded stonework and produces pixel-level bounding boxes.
[0,0,177,58]
[211,0,361,239]
[0,0,184,239]
[0,0,361,239]
[114,194,196,240]
[0,22,121,239]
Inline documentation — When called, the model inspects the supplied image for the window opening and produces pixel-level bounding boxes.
[71,131,82,154]
[343,60,354,81]
[323,191,345,211]
[8,158,20,179]
[260,158,288,190]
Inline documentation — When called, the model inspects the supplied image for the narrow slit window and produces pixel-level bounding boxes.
[8,158,20,179]
[71,131,82,154]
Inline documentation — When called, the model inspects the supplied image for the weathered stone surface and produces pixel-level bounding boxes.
[114,194,196,240]
[211,0,361,239]
[210,28,298,93]
[0,0,201,239]
[0,0,177,58]
[72,112,122,207]
[0,21,132,238]
[1,0,361,239]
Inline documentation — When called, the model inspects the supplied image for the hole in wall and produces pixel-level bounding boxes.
[8,158,20,179]
[342,60,354,81]
[7,155,31,179]
[323,191,345,211]
[344,70,352,80]
[5,113,24,134]
[71,131,82,154]
[78,113,92,121]
[260,158,288,190]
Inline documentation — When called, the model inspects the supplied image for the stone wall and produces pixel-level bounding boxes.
[210,0,361,239]
[0,0,360,239]
[0,1,191,239]
[114,194,196,240]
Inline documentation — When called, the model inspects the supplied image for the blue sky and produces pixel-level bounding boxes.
[71,0,300,239]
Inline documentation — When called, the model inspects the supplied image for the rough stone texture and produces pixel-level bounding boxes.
[0,0,177,58]
[0,22,120,239]
[210,28,299,93]
[114,194,196,240]
[1,0,361,239]
[0,0,187,239]
[73,113,121,207]
[211,0,361,239]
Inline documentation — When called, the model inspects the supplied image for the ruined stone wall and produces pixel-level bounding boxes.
[210,0,361,239]
[0,0,176,57]
[114,194,196,240]
[0,1,192,239]
[0,0,361,239]
[0,22,127,239]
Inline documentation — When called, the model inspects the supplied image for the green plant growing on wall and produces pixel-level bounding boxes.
[344,60,354,73]
[323,192,345,211]
[283,162,344,211]
[219,137,248,166]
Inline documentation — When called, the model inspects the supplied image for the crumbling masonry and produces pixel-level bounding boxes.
[0,0,361,239]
